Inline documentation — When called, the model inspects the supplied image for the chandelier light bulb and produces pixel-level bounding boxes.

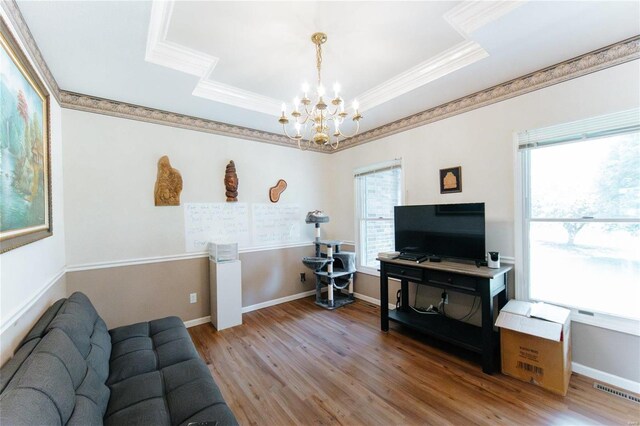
[294,122,301,133]
[317,85,326,97]
[333,82,340,98]
[293,97,300,111]
[301,82,309,96]
[281,103,286,113]
[352,100,359,111]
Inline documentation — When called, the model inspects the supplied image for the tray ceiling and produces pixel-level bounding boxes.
[15,1,640,136]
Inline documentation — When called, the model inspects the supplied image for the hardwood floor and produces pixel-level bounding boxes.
[189,297,639,425]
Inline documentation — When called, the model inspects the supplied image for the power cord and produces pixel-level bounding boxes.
[412,285,439,315]
[442,296,480,322]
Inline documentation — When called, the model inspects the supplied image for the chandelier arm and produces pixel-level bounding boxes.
[328,134,341,150]
[303,103,314,117]
[281,123,299,141]
[327,105,341,117]
[336,120,361,139]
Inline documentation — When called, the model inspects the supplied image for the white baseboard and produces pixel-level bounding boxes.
[353,292,396,310]
[241,288,327,313]
[572,362,640,394]
[571,362,640,394]
[184,316,211,328]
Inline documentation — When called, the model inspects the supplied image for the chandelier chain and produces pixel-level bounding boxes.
[316,42,323,86]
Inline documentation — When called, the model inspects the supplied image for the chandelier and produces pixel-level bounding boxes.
[279,32,362,150]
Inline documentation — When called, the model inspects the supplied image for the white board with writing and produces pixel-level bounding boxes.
[252,203,301,245]
[184,203,250,252]
[184,202,304,252]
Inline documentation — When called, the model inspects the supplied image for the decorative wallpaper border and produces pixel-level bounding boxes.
[335,36,640,152]
[4,0,639,153]
[59,92,311,151]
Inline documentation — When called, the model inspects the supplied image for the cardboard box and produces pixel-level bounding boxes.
[495,300,572,396]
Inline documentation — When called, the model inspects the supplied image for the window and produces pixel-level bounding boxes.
[355,160,402,272]
[517,109,640,333]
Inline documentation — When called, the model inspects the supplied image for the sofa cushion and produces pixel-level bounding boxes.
[46,292,112,383]
[0,339,39,394]
[105,318,238,426]
[16,298,65,350]
[107,316,197,385]
[104,397,171,426]
[0,328,110,426]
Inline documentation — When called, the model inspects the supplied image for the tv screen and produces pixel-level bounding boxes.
[394,203,485,261]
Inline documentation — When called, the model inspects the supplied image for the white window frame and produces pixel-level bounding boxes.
[354,159,403,276]
[514,109,640,336]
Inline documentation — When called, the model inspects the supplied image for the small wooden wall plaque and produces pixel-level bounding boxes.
[154,155,183,206]
[269,179,287,203]
[225,160,239,202]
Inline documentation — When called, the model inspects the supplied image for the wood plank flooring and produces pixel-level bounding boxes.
[189,297,639,425]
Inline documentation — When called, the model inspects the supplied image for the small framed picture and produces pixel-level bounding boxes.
[440,166,462,194]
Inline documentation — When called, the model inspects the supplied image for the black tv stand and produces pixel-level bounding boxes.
[378,257,512,374]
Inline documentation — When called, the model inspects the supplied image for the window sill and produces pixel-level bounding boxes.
[569,309,640,336]
[356,266,380,277]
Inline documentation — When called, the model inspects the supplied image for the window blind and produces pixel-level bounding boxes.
[517,108,640,150]
[353,159,402,178]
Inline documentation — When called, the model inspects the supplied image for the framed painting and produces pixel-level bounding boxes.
[439,166,462,194]
[0,18,52,253]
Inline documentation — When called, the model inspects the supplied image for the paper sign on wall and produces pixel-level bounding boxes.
[184,202,302,252]
[252,203,300,245]
[184,203,250,252]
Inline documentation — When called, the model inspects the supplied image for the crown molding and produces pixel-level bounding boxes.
[145,0,522,118]
[59,91,327,152]
[356,0,525,112]
[193,69,282,116]
[444,1,526,37]
[335,36,640,152]
[145,0,281,116]
[7,0,637,154]
[58,36,639,154]
[358,40,489,112]
[1,0,60,102]
[145,0,217,77]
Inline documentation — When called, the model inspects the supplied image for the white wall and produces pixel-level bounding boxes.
[0,8,66,364]
[62,109,328,266]
[324,60,640,383]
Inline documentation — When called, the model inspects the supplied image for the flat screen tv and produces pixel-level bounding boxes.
[394,203,485,262]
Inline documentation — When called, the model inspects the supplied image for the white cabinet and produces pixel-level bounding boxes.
[209,259,242,330]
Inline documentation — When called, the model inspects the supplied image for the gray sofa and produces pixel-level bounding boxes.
[0,292,238,425]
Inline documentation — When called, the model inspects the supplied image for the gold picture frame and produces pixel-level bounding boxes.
[0,17,52,253]
[440,166,462,194]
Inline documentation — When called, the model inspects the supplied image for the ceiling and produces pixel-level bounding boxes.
[16,1,640,136]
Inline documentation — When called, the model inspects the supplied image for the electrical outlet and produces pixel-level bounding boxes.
[189,293,197,304]
[300,272,306,282]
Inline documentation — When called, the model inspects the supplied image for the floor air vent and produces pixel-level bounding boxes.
[593,382,640,404]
